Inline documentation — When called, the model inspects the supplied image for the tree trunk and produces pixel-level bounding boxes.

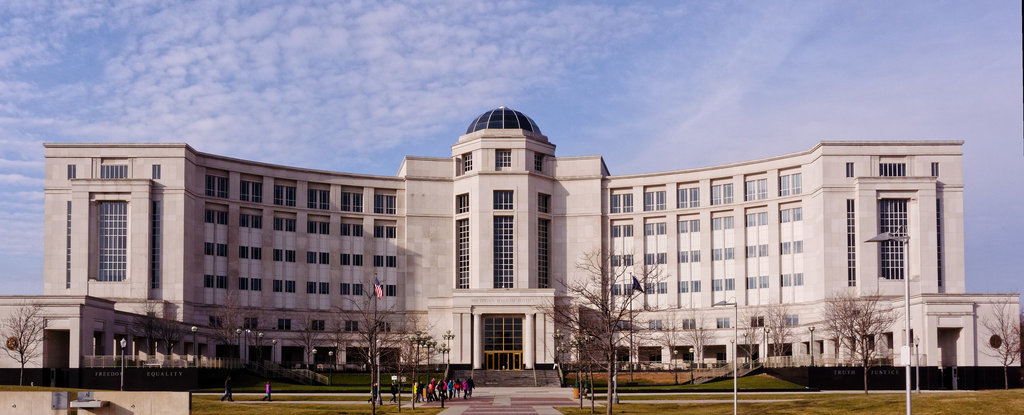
[863,364,869,395]
[1004,365,1009,390]
[605,360,614,415]
[19,362,24,386]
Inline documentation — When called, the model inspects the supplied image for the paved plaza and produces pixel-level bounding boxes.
[419,387,579,415]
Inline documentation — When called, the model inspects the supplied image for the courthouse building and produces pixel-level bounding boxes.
[1,107,1018,377]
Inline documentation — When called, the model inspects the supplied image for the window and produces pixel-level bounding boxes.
[691,280,701,292]
[273,217,296,232]
[98,201,127,281]
[931,162,939,177]
[534,153,544,172]
[746,277,757,289]
[319,282,329,294]
[713,279,723,291]
[463,153,473,172]
[67,164,77,179]
[495,150,511,168]
[306,252,317,264]
[648,320,664,330]
[677,187,699,208]
[345,320,359,332]
[240,180,262,203]
[678,251,689,263]
[204,274,215,288]
[277,319,291,330]
[150,201,161,289]
[339,283,351,295]
[243,317,259,329]
[794,273,804,286]
[208,316,223,327]
[101,164,129,179]
[711,183,733,205]
[352,254,363,266]
[306,282,316,293]
[779,173,802,196]
[846,162,855,178]
[538,193,550,213]
[644,222,667,235]
[374,225,397,238]
[493,216,514,288]
[239,213,263,229]
[238,277,249,290]
[744,178,767,201]
[678,281,689,293]
[936,198,944,288]
[611,224,634,238]
[385,284,397,296]
[374,194,396,214]
[610,193,633,213]
[879,198,908,279]
[273,279,283,292]
[725,278,735,290]
[781,242,791,255]
[717,318,730,329]
[457,219,470,289]
[456,193,470,214]
[205,175,228,197]
[782,274,792,287]
[750,316,765,327]
[307,220,329,235]
[643,190,666,211]
[341,191,363,212]
[682,318,697,330]
[493,190,514,210]
[151,165,161,179]
[711,216,734,230]
[307,189,330,210]
[311,320,326,331]
[847,199,857,287]
[284,280,295,293]
[759,275,769,288]
[204,209,228,225]
[538,218,550,288]
[657,282,668,294]
[879,162,907,177]
[784,314,799,327]
[352,283,363,295]
[273,185,296,206]
[216,275,227,289]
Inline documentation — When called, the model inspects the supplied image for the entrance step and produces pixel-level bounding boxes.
[453,369,560,387]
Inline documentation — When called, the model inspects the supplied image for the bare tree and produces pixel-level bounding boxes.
[740,306,763,367]
[821,291,899,394]
[344,285,405,415]
[981,300,1022,389]
[295,309,329,368]
[131,302,162,355]
[2,303,46,385]
[547,248,661,415]
[680,308,713,369]
[654,314,686,382]
[764,302,794,362]
[207,291,245,358]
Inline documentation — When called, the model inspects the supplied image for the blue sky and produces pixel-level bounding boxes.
[0,1,1021,296]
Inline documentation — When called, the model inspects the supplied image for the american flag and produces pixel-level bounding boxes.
[374,278,384,299]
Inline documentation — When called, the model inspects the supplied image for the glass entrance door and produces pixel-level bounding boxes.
[485,351,522,370]
[483,316,523,370]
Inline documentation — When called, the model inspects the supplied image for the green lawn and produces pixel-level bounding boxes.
[560,389,1024,415]
[192,400,443,415]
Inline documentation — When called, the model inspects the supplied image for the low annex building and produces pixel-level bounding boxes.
[0,107,1018,384]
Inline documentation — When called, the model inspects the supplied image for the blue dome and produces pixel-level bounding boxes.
[466,106,541,135]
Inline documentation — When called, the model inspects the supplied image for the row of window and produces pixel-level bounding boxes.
[206,245,393,267]
[615,174,803,212]
[202,275,397,297]
[611,210,801,238]
[205,175,396,214]
[207,209,399,238]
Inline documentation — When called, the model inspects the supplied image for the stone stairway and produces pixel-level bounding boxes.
[452,369,561,387]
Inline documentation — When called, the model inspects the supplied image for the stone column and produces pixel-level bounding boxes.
[473,313,483,369]
[524,313,535,369]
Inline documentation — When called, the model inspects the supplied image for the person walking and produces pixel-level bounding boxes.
[261,380,272,401]
[466,377,475,398]
[220,375,233,402]
[389,381,398,403]
[369,382,379,404]
[461,378,469,399]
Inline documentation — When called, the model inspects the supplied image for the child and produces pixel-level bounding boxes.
[261,380,272,401]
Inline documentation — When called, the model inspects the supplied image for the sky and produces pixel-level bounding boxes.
[0,0,1021,296]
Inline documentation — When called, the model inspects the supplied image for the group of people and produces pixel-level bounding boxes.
[411,377,474,402]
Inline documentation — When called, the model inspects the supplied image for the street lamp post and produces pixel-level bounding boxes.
[244,329,251,365]
[673,349,679,385]
[257,332,264,364]
[328,350,334,386]
[867,231,912,415]
[809,326,816,367]
[271,339,277,364]
[713,299,738,415]
[689,347,695,385]
[742,333,749,369]
[235,328,242,362]
[443,330,455,373]
[914,336,920,394]
[191,326,198,368]
[312,348,317,370]
[765,327,772,366]
[119,338,127,391]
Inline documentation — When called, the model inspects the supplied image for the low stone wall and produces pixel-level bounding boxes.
[0,391,62,415]
[83,392,190,415]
